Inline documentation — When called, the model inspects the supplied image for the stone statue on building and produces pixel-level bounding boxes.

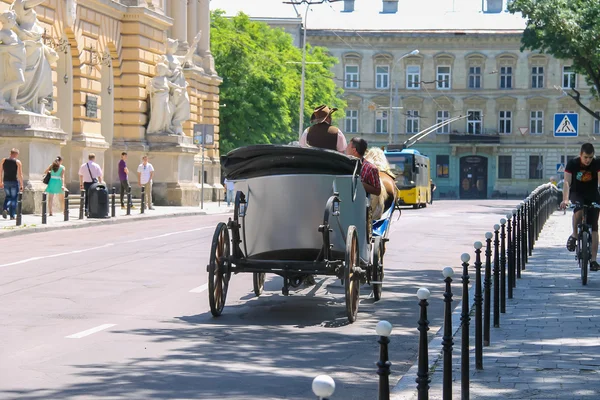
[6,0,58,115]
[0,10,26,111]
[147,31,201,135]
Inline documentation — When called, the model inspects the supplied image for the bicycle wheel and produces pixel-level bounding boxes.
[581,231,589,285]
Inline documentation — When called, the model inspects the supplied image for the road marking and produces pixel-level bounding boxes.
[66,324,116,339]
[189,283,208,293]
[0,226,213,269]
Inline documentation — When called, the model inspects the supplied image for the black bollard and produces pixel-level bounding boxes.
[516,206,521,279]
[511,209,517,289]
[376,320,393,400]
[312,375,336,400]
[79,190,85,220]
[126,185,132,216]
[64,190,69,222]
[522,200,528,268]
[41,192,47,224]
[484,232,492,346]
[140,186,145,214]
[500,218,507,313]
[111,187,116,218]
[493,224,500,327]
[442,267,454,400]
[506,213,513,299]
[460,253,470,400]
[473,242,483,370]
[15,192,23,226]
[416,288,431,400]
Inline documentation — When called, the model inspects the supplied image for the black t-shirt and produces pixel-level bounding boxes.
[565,157,600,201]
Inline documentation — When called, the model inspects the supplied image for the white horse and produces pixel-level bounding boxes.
[364,147,396,220]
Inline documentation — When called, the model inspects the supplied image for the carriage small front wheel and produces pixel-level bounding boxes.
[253,272,266,296]
[372,237,384,301]
[208,222,231,316]
[344,225,360,323]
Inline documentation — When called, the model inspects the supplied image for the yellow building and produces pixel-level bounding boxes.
[0,0,221,212]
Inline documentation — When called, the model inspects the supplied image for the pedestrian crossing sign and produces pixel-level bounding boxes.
[557,163,565,173]
[554,113,578,137]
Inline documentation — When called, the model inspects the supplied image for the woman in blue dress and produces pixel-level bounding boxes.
[44,156,65,216]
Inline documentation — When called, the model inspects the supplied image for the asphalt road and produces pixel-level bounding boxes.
[0,200,519,399]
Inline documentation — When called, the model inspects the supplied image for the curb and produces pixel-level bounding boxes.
[0,208,232,238]
[390,274,477,400]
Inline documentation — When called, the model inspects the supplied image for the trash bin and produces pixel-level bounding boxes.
[88,182,109,218]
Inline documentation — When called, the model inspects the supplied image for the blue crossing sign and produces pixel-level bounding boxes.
[554,113,578,137]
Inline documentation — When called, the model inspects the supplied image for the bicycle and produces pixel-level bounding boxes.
[567,202,600,285]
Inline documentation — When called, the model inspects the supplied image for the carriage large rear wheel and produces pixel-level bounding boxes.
[208,222,231,316]
[345,225,360,323]
[253,272,266,296]
[372,237,383,301]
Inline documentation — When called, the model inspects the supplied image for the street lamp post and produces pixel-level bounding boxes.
[388,49,419,145]
[298,4,310,140]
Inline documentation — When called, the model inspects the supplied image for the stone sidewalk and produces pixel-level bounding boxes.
[393,211,600,399]
[0,201,233,237]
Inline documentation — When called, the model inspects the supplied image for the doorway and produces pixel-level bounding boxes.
[459,156,488,199]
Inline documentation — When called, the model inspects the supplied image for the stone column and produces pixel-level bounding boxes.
[197,0,215,74]
[187,0,198,48]
[170,0,188,45]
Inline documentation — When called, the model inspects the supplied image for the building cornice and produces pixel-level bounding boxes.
[122,6,172,30]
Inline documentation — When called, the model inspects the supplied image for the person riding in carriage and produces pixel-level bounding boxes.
[299,104,347,152]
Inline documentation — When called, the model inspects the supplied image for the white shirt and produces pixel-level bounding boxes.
[299,127,348,152]
[224,179,235,191]
[137,162,154,184]
[78,161,103,183]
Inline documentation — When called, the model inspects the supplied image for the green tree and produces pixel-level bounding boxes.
[508,0,600,120]
[211,11,346,154]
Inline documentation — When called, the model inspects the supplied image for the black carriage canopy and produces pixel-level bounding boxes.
[221,145,360,180]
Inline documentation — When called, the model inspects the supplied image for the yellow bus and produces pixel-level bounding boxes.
[384,148,431,208]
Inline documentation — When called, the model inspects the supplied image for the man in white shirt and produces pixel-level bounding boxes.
[78,153,103,216]
[298,104,347,152]
[137,155,155,210]
[224,178,235,206]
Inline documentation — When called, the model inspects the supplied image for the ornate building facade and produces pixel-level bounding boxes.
[0,0,221,212]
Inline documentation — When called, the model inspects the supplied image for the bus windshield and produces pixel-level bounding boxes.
[387,153,414,188]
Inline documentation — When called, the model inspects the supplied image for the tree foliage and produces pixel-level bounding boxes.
[211,11,346,154]
[508,0,600,119]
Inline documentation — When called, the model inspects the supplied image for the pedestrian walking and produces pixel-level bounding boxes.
[430,179,437,205]
[137,155,155,210]
[224,178,234,206]
[118,152,135,209]
[0,148,24,220]
[78,153,103,217]
[43,156,66,216]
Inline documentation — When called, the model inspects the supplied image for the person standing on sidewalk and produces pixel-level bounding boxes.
[224,178,234,206]
[43,156,66,216]
[78,153,103,217]
[429,179,437,205]
[560,142,600,271]
[0,148,24,220]
[137,155,155,210]
[118,152,135,210]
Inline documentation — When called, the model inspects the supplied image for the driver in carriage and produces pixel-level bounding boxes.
[299,104,348,152]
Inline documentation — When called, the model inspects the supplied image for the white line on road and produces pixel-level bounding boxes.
[65,323,116,339]
[189,283,208,293]
[0,226,213,269]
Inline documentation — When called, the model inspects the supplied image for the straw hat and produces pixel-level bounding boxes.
[310,104,338,124]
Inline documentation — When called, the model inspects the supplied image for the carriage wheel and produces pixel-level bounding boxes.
[344,225,360,323]
[208,222,231,317]
[253,272,266,296]
[372,237,383,301]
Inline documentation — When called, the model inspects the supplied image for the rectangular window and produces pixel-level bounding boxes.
[531,66,544,88]
[376,65,389,89]
[468,66,481,89]
[500,66,513,89]
[595,111,600,135]
[467,110,482,134]
[530,110,544,135]
[345,65,359,89]
[376,110,388,134]
[406,110,419,134]
[562,66,576,89]
[345,109,358,133]
[436,110,450,134]
[498,110,512,134]
[529,155,543,180]
[406,65,420,89]
[498,155,512,179]
[436,155,449,178]
[560,155,576,164]
[437,66,451,89]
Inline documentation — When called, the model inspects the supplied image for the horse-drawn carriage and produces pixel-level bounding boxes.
[207,145,397,323]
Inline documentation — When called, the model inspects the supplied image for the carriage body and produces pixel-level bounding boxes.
[207,145,395,323]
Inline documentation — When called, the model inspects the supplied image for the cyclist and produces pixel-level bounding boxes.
[560,143,600,271]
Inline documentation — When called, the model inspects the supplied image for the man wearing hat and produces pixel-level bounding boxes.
[299,105,347,152]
